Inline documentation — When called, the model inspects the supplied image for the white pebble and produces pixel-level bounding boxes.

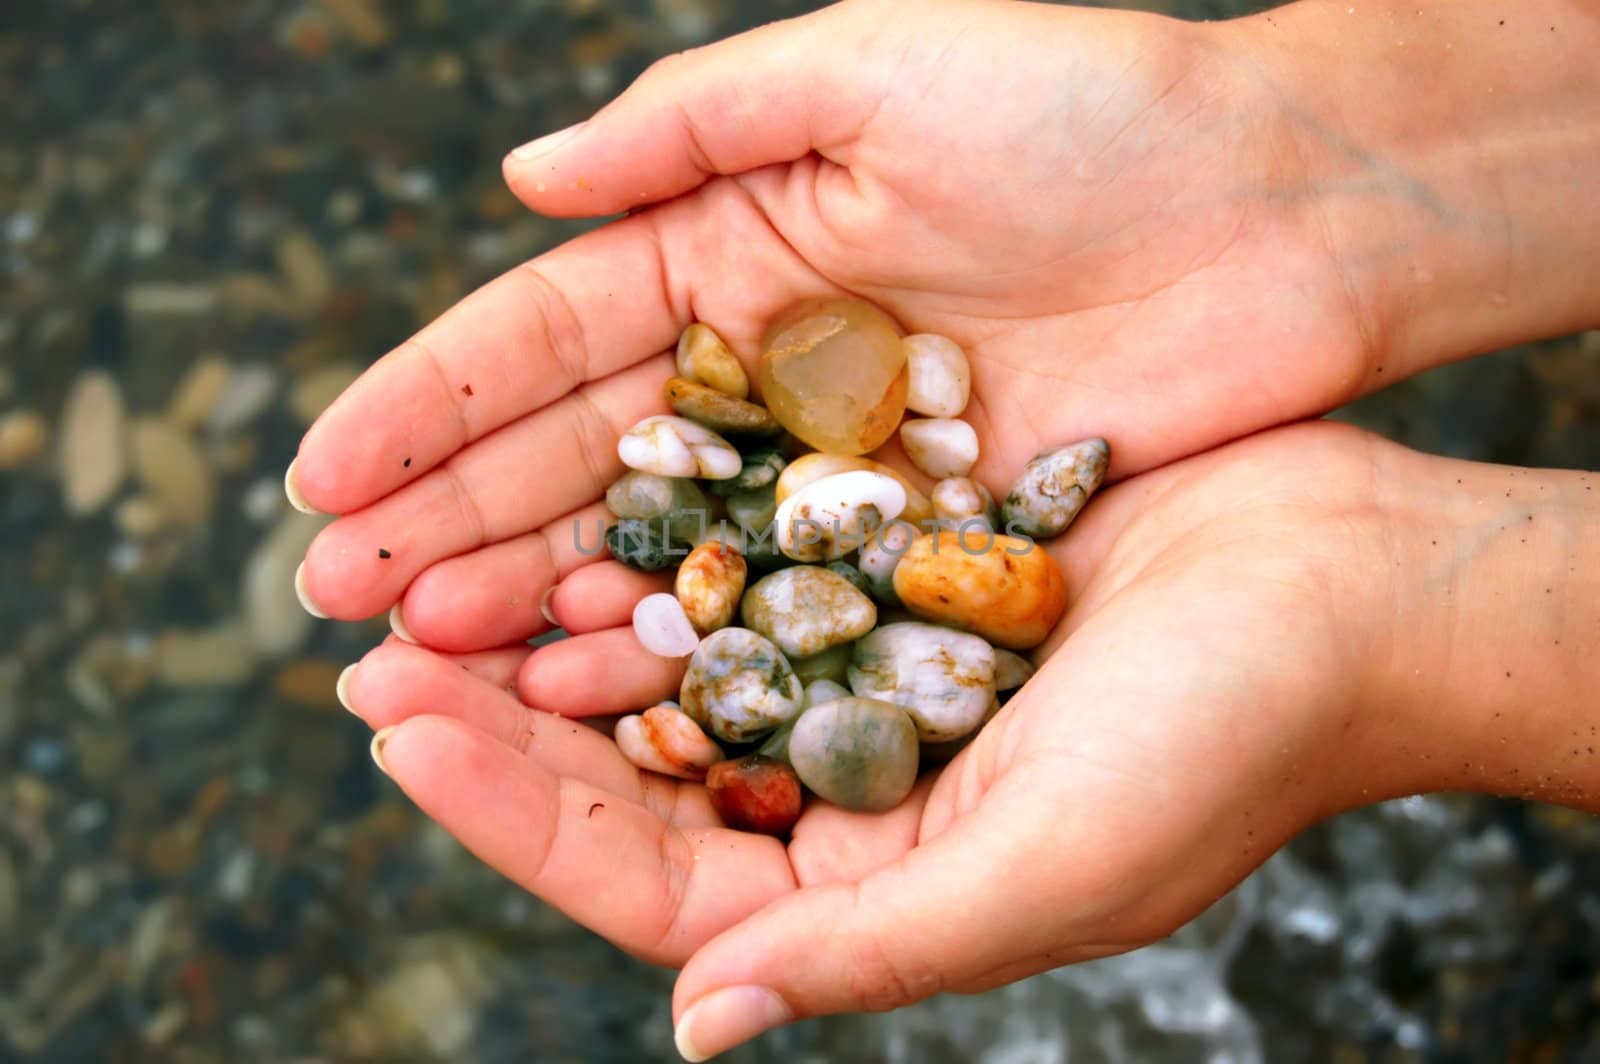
[858,521,917,604]
[773,469,907,562]
[900,418,979,479]
[902,334,971,417]
[632,593,701,657]
[617,415,741,479]
[59,370,127,515]
[804,678,852,707]
[930,476,996,532]
[993,648,1035,691]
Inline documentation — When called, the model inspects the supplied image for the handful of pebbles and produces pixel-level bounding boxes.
[607,299,1108,835]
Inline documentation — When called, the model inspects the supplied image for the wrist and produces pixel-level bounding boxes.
[1228,0,1600,381]
[1359,448,1600,810]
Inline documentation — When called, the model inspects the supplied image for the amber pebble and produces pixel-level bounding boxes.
[676,323,750,399]
[706,755,803,836]
[759,299,909,455]
[675,541,747,636]
[773,452,934,528]
[665,377,780,435]
[892,531,1067,650]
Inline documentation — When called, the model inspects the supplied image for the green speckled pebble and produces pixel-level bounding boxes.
[788,696,919,812]
[606,519,690,572]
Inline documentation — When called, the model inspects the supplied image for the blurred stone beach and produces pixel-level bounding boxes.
[2,0,1598,1060]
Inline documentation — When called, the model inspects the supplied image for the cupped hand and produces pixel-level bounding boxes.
[341,421,1414,1058]
[290,0,1375,652]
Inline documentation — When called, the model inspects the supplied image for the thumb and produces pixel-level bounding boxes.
[667,768,1103,1061]
[502,1,890,217]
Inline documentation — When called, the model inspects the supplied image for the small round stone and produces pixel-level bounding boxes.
[825,561,872,597]
[1001,438,1110,539]
[789,642,854,686]
[804,678,852,707]
[709,448,786,497]
[615,704,724,780]
[680,627,806,743]
[617,415,742,479]
[676,322,750,398]
[773,469,906,562]
[930,476,997,532]
[848,622,997,741]
[759,299,908,456]
[740,566,877,659]
[902,333,971,417]
[675,541,747,636]
[632,593,701,657]
[706,755,802,836]
[665,377,781,435]
[788,697,919,813]
[993,648,1035,691]
[605,519,690,572]
[725,481,779,533]
[774,452,934,528]
[605,470,710,542]
[858,521,918,605]
[892,531,1068,650]
[899,418,979,480]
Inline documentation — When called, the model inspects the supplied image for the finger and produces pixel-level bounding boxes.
[392,500,616,652]
[669,765,1091,1060]
[502,3,883,216]
[349,642,724,828]
[369,633,532,691]
[290,212,687,515]
[299,356,670,622]
[546,562,674,635]
[374,715,796,963]
[518,627,687,718]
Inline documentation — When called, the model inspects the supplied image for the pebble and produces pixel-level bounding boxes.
[59,370,127,515]
[615,705,724,780]
[892,531,1067,650]
[679,627,806,743]
[205,364,278,434]
[724,481,778,533]
[165,357,231,431]
[131,417,215,525]
[606,519,690,572]
[1001,438,1110,539]
[826,560,872,597]
[994,648,1036,691]
[289,362,363,426]
[705,755,802,835]
[759,299,908,455]
[858,521,917,605]
[900,417,979,479]
[708,448,785,497]
[674,541,747,636]
[773,469,906,562]
[676,322,749,398]
[902,333,971,417]
[0,409,47,469]
[804,678,852,707]
[665,377,780,435]
[244,512,329,657]
[605,471,709,542]
[931,476,997,532]
[631,593,701,657]
[740,566,877,659]
[789,642,854,686]
[774,452,933,528]
[616,415,741,479]
[788,697,919,812]
[848,622,996,741]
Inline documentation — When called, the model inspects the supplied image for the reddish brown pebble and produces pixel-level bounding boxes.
[706,755,802,836]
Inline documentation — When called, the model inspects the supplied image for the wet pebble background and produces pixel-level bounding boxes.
[2,0,1598,1060]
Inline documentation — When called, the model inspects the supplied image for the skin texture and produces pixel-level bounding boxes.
[294,0,1600,1056]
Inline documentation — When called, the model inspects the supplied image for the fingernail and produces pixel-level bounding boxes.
[539,585,559,627]
[510,121,584,161]
[294,562,329,619]
[370,725,397,774]
[284,458,320,514]
[389,603,418,644]
[336,663,358,715]
[674,986,792,1062]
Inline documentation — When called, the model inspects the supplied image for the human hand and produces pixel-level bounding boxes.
[335,420,1600,1059]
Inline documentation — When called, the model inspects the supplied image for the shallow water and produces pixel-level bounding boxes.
[3,1,1598,1060]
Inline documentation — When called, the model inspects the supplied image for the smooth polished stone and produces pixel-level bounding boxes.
[632,593,702,657]
[665,376,781,435]
[858,521,918,605]
[1001,437,1110,539]
[902,333,971,417]
[617,415,741,479]
[788,697,919,813]
[892,531,1067,650]
[772,469,906,562]
[759,299,908,455]
[676,322,750,398]
[706,755,802,836]
[773,452,933,528]
[679,627,806,743]
[675,541,748,636]
[899,417,979,480]
[788,642,854,686]
[615,704,724,780]
[606,470,710,541]
[993,648,1036,691]
[847,622,996,742]
[930,476,997,533]
[605,519,690,572]
[709,448,785,497]
[740,566,877,659]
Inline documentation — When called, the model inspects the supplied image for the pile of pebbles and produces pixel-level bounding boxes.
[603,300,1108,833]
